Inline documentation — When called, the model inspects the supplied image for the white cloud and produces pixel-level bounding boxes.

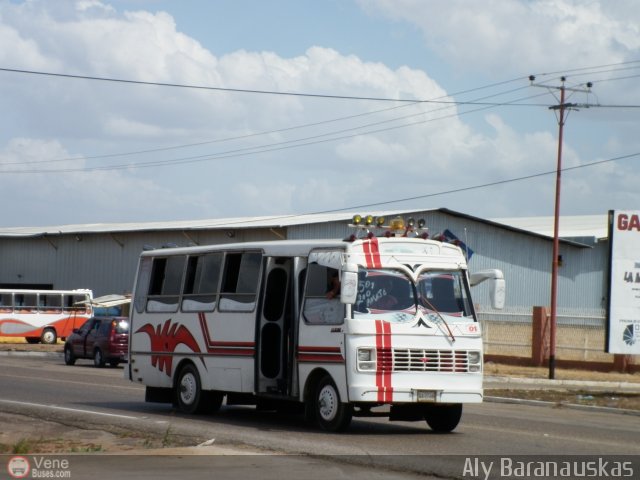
[0,0,638,227]
[360,0,640,74]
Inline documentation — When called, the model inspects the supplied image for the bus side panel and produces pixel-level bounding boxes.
[297,321,348,403]
[0,313,91,339]
[129,310,256,393]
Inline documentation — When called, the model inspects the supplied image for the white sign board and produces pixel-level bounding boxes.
[606,210,640,353]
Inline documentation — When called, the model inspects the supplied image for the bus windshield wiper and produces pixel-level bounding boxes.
[419,297,456,343]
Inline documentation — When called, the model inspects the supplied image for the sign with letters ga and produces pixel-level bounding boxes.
[606,210,640,353]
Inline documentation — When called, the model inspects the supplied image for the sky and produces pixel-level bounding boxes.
[0,0,639,228]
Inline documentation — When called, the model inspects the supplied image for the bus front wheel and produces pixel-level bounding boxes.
[424,404,462,433]
[40,328,57,345]
[311,375,352,432]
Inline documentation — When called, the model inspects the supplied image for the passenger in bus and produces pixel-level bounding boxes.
[325,271,341,299]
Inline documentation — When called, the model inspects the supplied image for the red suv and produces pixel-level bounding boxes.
[64,316,129,367]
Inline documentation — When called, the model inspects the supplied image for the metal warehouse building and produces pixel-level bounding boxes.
[0,207,609,316]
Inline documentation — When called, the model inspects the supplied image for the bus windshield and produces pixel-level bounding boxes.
[353,268,473,323]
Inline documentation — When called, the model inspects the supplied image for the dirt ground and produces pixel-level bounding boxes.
[0,411,162,454]
[484,361,640,411]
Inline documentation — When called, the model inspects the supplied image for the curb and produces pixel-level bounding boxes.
[0,350,62,358]
[485,395,640,416]
[484,375,640,392]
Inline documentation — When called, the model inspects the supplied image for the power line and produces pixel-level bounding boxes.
[0,78,535,167]
[0,66,534,105]
[0,90,553,173]
[185,151,640,228]
[1,61,637,168]
[1,62,637,171]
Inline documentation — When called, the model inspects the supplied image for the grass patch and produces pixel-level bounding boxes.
[11,438,37,454]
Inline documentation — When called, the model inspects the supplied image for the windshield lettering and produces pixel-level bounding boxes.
[354,268,473,324]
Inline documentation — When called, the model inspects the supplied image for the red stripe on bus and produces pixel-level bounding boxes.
[363,241,374,268]
[375,319,393,403]
[369,237,382,268]
[198,312,255,353]
[297,346,344,363]
[298,346,342,353]
[297,354,345,363]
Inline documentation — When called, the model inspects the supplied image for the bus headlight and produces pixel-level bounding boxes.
[468,351,481,372]
[357,347,376,371]
[468,351,481,364]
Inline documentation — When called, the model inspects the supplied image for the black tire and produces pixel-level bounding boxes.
[312,375,352,432]
[64,345,76,366]
[176,363,205,414]
[424,404,463,433]
[40,328,57,345]
[109,359,120,368]
[202,390,224,414]
[25,337,40,344]
[93,348,106,368]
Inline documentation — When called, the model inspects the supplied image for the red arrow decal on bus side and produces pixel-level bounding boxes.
[136,319,201,376]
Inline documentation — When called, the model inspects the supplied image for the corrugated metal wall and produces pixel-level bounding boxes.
[0,227,285,297]
[0,211,608,312]
[288,210,607,311]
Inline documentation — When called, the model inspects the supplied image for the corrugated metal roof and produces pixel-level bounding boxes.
[0,209,432,238]
[490,215,608,240]
[0,208,608,243]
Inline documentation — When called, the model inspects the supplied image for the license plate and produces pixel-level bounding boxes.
[416,390,437,402]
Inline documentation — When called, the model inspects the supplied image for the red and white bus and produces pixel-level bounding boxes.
[0,289,93,344]
[127,216,504,432]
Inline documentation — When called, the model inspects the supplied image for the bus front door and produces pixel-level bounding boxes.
[256,257,293,396]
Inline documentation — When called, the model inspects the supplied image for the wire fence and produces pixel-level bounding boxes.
[477,307,612,363]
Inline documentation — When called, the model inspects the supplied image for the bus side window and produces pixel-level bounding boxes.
[40,294,63,313]
[64,294,90,313]
[146,256,185,313]
[219,252,261,312]
[0,293,13,313]
[16,294,37,313]
[182,252,222,312]
[302,265,344,325]
[134,257,153,314]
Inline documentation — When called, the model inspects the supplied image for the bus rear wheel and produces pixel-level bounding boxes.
[424,404,462,433]
[175,364,224,415]
[40,328,57,345]
[311,375,352,432]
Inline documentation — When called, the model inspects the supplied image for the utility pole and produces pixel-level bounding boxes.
[529,75,593,379]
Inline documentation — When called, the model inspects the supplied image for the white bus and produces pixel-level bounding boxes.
[0,289,93,344]
[127,216,504,432]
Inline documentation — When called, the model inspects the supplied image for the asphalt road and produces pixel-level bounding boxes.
[1,354,639,479]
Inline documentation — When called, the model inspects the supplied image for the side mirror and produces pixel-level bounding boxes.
[470,269,505,310]
[340,264,358,305]
[490,277,506,310]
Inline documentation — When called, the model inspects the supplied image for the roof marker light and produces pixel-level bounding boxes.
[390,216,405,230]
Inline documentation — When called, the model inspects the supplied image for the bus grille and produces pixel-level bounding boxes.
[378,348,474,372]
